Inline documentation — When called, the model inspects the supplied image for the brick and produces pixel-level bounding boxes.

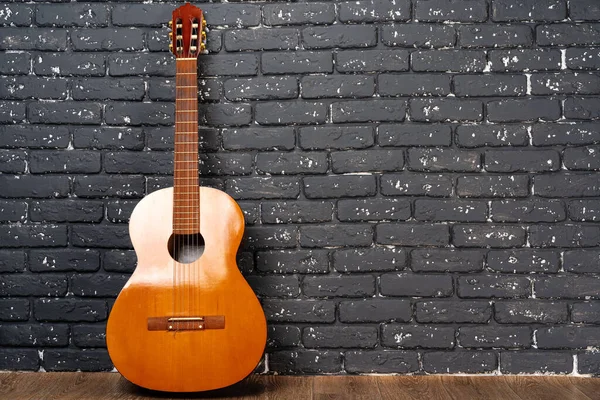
[454,74,527,97]
[29,249,99,273]
[380,273,453,297]
[460,326,531,348]
[224,77,297,101]
[0,275,67,297]
[30,200,103,223]
[377,223,449,246]
[530,224,600,248]
[0,349,39,371]
[37,4,109,27]
[415,0,488,22]
[453,224,526,248]
[379,74,451,97]
[0,100,25,122]
[0,175,70,198]
[487,249,560,273]
[104,152,171,174]
[491,199,565,222]
[200,153,253,176]
[423,351,497,373]
[74,127,144,150]
[111,4,171,27]
[408,148,481,172]
[493,0,566,21]
[0,150,26,173]
[457,275,531,298]
[579,352,600,374]
[300,224,372,248]
[0,200,26,223]
[263,299,335,323]
[0,53,31,75]
[29,102,102,125]
[257,250,329,274]
[226,177,299,200]
[565,250,600,273]
[532,73,600,95]
[572,302,600,323]
[0,4,33,27]
[198,54,258,77]
[411,249,484,273]
[246,275,300,298]
[570,200,600,222]
[304,175,376,199]
[381,24,455,48]
[72,324,106,348]
[456,124,529,147]
[30,150,101,174]
[410,98,483,122]
[106,102,174,126]
[570,0,600,20]
[0,28,67,51]
[302,275,374,298]
[412,50,486,72]
[534,174,600,197]
[43,349,112,372]
[269,350,341,374]
[299,125,374,150]
[71,225,132,249]
[0,251,23,273]
[336,49,408,73]
[381,173,453,197]
[35,53,105,77]
[338,198,410,222]
[73,78,145,101]
[201,3,261,27]
[0,125,69,149]
[74,175,144,198]
[459,25,533,48]
[262,201,332,224]
[0,77,67,100]
[487,98,561,122]
[0,324,68,347]
[334,247,406,273]
[0,299,29,321]
[340,0,410,22]
[565,97,600,120]
[256,101,326,125]
[339,299,411,323]
[302,25,376,49]
[223,127,295,151]
[501,352,572,374]
[416,300,491,323]
[267,326,300,349]
[495,301,568,323]
[567,48,600,70]
[345,351,418,373]
[303,326,377,348]
[535,275,600,299]
[489,49,562,71]
[383,324,455,349]
[108,54,173,77]
[415,199,487,222]
[538,24,600,46]
[71,28,144,51]
[302,75,374,99]
[71,274,128,297]
[332,99,406,123]
[332,149,404,173]
[256,152,327,175]
[0,225,67,248]
[263,3,335,26]
[537,326,600,348]
[224,29,297,51]
[103,250,137,273]
[242,226,297,250]
[34,298,107,322]
[379,124,452,147]
[532,123,600,146]
[262,51,332,74]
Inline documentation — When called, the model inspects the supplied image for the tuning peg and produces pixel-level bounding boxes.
[200,43,206,52]
[168,20,172,28]
[202,19,206,29]
[201,31,206,41]
[169,32,173,39]
[169,43,173,52]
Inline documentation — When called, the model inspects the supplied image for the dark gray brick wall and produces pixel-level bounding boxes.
[0,0,599,377]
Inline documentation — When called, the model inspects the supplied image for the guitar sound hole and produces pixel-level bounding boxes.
[168,233,205,263]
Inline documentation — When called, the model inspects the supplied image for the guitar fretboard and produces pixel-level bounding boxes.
[173,58,199,234]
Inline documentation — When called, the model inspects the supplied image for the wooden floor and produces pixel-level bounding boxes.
[1,373,599,400]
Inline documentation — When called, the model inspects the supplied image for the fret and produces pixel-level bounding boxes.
[177,72,196,75]
[176,110,197,113]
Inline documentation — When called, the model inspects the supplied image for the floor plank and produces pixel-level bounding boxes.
[1,373,599,400]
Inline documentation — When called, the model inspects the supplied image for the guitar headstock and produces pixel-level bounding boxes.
[168,2,207,59]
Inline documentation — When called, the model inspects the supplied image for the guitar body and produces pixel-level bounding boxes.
[106,186,267,392]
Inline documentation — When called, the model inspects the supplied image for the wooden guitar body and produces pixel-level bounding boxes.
[106,186,267,392]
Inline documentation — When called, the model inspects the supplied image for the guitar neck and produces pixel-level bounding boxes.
[173,58,199,234]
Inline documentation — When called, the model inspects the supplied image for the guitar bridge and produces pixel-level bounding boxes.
[147,315,225,331]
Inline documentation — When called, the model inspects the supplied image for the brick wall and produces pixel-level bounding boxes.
[1,0,600,375]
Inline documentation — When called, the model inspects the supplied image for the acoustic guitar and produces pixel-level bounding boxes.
[106,3,267,392]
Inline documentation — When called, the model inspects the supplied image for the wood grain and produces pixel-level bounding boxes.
[2,373,600,400]
[106,187,267,392]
